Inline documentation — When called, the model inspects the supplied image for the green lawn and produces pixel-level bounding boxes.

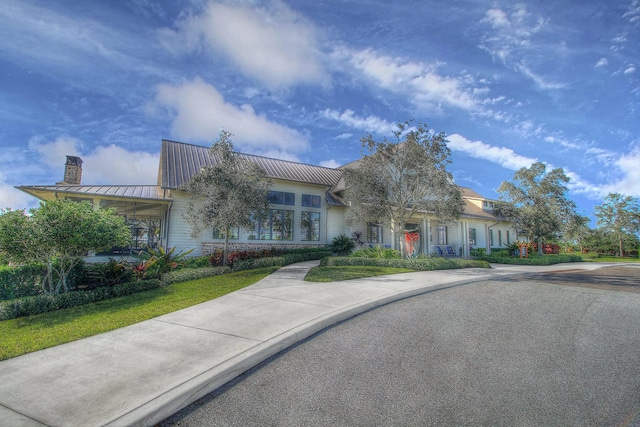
[583,255,640,263]
[0,267,278,361]
[304,265,413,282]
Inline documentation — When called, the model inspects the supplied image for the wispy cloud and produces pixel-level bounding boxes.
[341,48,480,112]
[322,109,396,134]
[149,77,309,154]
[479,5,566,90]
[160,1,327,91]
[595,58,608,68]
[447,134,537,170]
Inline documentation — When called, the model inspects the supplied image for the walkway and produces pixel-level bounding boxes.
[0,261,619,426]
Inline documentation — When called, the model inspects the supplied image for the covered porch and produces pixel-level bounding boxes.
[16,185,172,257]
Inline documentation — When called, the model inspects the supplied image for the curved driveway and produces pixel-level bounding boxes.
[163,266,640,426]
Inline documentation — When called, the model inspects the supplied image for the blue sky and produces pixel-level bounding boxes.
[1,0,638,223]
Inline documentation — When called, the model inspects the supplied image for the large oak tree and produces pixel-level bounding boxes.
[495,162,577,255]
[344,120,464,256]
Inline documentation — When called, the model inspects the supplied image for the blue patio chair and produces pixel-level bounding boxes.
[446,246,456,256]
[435,246,445,256]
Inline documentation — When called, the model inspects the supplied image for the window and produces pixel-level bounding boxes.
[251,209,294,240]
[268,190,295,206]
[468,227,477,246]
[506,230,510,244]
[302,194,321,208]
[498,230,503,246]
[367,223,383,243]
[213,227,239,239]
[436,225,447,245]
[490,229,494,246]
[301,212,320,241]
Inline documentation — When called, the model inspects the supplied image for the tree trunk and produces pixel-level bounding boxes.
[223,231,229,266]
[538,236,543,256]
[618,233,624,257]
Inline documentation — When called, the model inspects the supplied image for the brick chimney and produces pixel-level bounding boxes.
[58,155,83,185]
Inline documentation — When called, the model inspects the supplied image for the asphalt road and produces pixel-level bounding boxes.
[161,266,640,426]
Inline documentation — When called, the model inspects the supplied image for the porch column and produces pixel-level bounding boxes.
[485,223,490,254]
[390,220,395,250]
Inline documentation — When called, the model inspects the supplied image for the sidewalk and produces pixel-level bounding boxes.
[0,261,615,427]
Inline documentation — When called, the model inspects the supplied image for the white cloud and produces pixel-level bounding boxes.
[322,109,395,134]
[150,77,309,153]
[163,1,327,91]
[319,159,341,168]
[344,48,479,111]
[447,134,537,170]
[26,138,159,185]
[0,172,38,211]
[624,65,636,74]
[595,58,608,67]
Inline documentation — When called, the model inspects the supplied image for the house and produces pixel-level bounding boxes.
[16,139,519,258]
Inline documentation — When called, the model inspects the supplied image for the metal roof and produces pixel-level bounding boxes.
[161,140,344,189]
[16,185,170,202]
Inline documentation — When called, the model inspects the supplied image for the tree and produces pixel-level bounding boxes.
[560,213,591,253]
[0,200,131,294]
[594,193,640,257]
[182,130,272,264]
[344,120,464,256]
[495,162,577,255]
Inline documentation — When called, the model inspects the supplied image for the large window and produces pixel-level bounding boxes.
[468,227,477,246]
[436,225,447,245]
[498,230,503,246]
[301,212,320,241]
[302,194,321,208]
[506,230,510,244]
[367,223,383,243]
[213,227,239,239]
[251,209,293,240]
[490,229,494,246]
[268,190,295,206]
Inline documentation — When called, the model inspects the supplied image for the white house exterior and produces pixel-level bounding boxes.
[17,139,520,258]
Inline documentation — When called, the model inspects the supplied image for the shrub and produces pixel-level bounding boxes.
[231,250,331,272]
[86,258,132,287]
[161,266,231,285]
[351,247,401,259]
[320,256,490,271]
[0,279,162,321]
[478,254,582,265]
[134,246,195,279]
[0,264,44,300]
[330,234,355,255]
[181,256,212,269]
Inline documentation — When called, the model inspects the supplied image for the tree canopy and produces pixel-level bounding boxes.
[182,130,272,263]
[594,193,640,257]
[344,120,464,255]
[495,162,577,255]
[0,199,130,294]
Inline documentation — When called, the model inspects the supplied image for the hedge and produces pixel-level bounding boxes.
[161,266,231,285]
[232,250,332,272]
[0,279,162,321]
[320,257,491,270]
[478,254,583,265]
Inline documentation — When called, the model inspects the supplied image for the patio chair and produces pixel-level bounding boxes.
[445,246,456,256]
[434,246,445,256]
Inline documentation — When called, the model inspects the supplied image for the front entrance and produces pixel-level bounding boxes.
[403,223,421,258]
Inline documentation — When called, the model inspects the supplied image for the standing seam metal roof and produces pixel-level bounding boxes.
[161,140,344,189]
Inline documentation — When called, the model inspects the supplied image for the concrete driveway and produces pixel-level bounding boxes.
[162,265,640,426]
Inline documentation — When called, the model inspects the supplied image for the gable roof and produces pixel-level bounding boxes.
[160,140,344,190]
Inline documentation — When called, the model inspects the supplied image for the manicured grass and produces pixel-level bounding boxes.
[305,265,413,282]
[582,255,640,263]
[0,267,278,361]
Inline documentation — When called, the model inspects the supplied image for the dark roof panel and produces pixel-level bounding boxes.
[161,140,343,189]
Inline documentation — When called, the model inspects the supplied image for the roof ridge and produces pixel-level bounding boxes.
[162,139,343,171]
